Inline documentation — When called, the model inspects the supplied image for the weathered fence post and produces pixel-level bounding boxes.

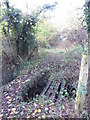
[75,54,88,114]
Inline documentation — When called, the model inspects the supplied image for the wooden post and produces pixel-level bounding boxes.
[75,54,88,114]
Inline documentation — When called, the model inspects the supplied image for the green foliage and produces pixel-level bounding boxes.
[1,0,38,57]
[84,2,90,33]
[1,0,58,58]
[34,20,57,48]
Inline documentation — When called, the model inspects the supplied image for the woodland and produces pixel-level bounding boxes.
[0,0,90,119]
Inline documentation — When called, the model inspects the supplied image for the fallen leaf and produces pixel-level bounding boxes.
[38,109,41,113]
[32,112,35,116]
[27,115,31,118]
[38,116,41,119]
[8,116,12,119]
[8,99,12,102]
[21,111,24,116]
[13,111,18,115]
[6,96,11,99]
[34,109,37,114]
[12,108,16,111]
[34,103,37,107]
[42,114,46,119]
[7,101,11,104]
[0,114,3,118]
[45,107,48,111]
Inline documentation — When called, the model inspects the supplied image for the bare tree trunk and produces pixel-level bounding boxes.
[6,8,13,56]
[15,31,20,56]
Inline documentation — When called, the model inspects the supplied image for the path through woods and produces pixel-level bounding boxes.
[0,39,86,119]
